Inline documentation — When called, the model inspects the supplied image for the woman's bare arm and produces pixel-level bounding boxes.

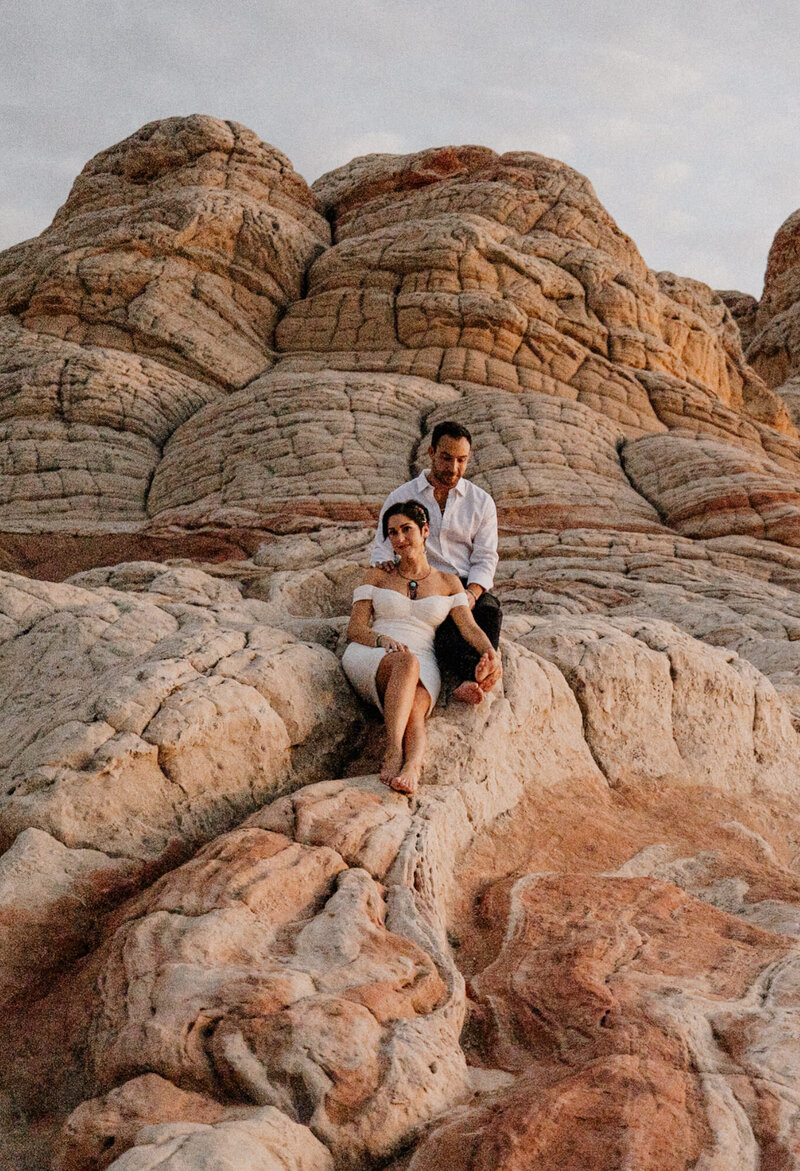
[347,599,378,646]
[346,568,407,651]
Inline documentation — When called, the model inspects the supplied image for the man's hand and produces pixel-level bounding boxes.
[376,560,397,573]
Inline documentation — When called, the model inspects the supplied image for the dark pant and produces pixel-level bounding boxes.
[434,588,502,685]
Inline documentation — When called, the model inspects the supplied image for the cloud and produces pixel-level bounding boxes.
[0,0,798,293]
[652,161,691,187]
[0,202,44,248]
[335,132,411,160]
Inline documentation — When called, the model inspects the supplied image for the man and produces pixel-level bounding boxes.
[371,420,502,703]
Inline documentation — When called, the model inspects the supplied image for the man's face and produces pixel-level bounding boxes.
[428,436,471,489]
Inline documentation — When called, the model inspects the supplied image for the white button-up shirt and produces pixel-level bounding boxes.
[370,471,499,591]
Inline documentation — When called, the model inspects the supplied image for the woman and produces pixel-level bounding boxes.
[343,500,502,795]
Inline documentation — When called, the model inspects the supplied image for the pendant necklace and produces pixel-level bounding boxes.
[397,564,432,600]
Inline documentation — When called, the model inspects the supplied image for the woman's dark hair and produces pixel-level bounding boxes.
[430,420,472,449]
[382,500,430,539]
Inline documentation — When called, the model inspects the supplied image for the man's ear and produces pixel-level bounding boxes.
[427,445,435,461]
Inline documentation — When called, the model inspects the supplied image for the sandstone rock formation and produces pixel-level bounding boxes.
[147,370,461,531]
[743,208,800,450]
[1,122,797,572]
[0,116,328,388]
[748,209,800,390]
[413,875,800,1171]
[0,315,218,532]
[0,116,329,567]
[5,118,800,1168]
[719,288,759,350]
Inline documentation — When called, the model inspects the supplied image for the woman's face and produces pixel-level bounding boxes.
[387,513,428,555]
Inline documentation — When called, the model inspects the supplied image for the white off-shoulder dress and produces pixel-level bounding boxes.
[342,584,470,713]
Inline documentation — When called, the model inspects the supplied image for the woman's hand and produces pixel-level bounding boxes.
[379,635,408,654]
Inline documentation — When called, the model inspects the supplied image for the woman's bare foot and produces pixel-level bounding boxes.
[453,680,484,704]
[380,744,404,787]
[390,762,421,795]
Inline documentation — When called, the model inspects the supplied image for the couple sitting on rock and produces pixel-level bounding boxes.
[343,421,502,795]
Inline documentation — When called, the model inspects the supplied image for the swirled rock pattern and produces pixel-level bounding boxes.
[412,875,800,1171]
[6,120,800,1169]
[622,433,800,544]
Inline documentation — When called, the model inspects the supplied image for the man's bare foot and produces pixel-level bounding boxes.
[380,745,404,786]
[478,667,502,692]
[475,652,502,693]
[453,680,484,705]
[475,652,492,681]
[390,762,420,795]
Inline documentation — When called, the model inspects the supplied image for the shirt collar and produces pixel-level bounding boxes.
[422,470,467,496]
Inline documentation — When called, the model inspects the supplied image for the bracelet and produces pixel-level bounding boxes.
[375,634,383,648]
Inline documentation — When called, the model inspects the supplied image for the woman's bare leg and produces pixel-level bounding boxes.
[376,652,420,784]
[392,685,429,794]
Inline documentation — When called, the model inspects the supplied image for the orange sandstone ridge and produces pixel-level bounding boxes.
[2,116,800,1168]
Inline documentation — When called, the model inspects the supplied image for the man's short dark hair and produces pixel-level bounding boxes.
[430,420,472,450]
[382,500,430,539]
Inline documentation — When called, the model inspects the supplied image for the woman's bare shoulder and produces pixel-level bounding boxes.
[440,571,464,595]
[363,566,386,586]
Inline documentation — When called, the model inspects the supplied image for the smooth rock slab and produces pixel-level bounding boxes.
[0,565,362,1005]
[519,614,800,794]
[103,1107,332,1171]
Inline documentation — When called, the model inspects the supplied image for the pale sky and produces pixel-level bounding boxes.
[2,0,799,296]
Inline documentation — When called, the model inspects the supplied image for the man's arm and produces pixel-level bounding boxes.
[466,495,499,597]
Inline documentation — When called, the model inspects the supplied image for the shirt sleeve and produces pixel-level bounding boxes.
[352,585,375,603]
[467,494,499,591]
[449,591,470,610]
